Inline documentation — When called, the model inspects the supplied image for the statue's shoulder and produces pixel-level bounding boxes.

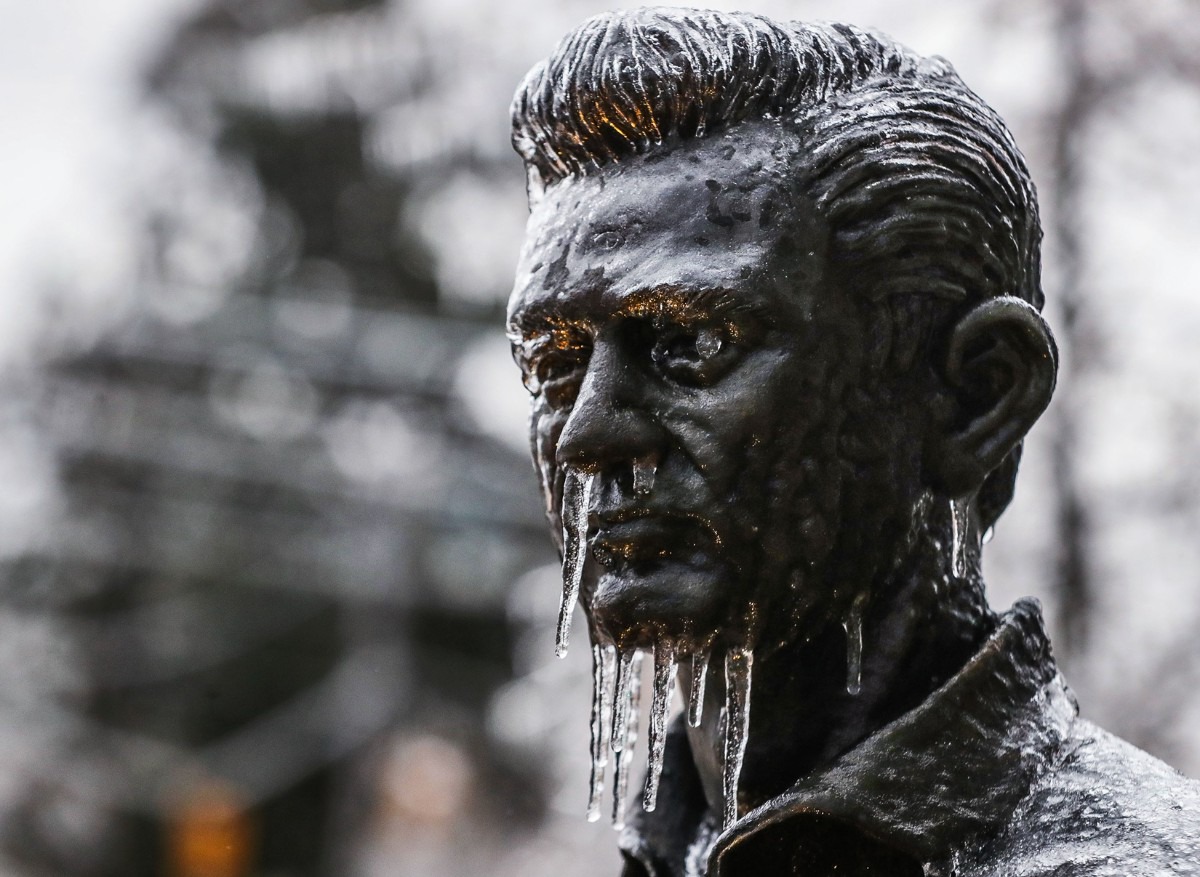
[974,719,1200,875]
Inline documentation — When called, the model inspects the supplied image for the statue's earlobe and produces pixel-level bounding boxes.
[926,296,1058,497]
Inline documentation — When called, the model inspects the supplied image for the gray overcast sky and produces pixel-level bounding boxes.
[0,0,197,361]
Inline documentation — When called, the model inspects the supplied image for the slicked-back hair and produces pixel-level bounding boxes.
[511,8,1045,530]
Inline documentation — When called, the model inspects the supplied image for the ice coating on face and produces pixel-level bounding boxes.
[612,650,644,828]
[722,646,753,830]
[843,594,866,697]
[688,647,710,728]
[632,456,656,497]
[556,470,595,657]
[643,641,677,812]
[696,328,723,359]
[588,642,617,822]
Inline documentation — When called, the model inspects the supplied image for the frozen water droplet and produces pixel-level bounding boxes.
[632,456,656,497]
[982,525,995,545]
[587,643,616,822]
[555,470,595,657]
[722,646,753,830]
[611,650,644,828]
[643,642,677,812]
[843,594,866,697]
[950,498,967,578]
[696,329,722,359]
[688,648,710,728]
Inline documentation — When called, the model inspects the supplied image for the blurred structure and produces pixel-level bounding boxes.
[4,1,554,874]
[1,0,1199,874]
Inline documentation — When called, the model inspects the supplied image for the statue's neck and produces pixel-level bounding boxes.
[682,521,997,818]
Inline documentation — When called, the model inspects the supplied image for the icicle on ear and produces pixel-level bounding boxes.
[587,643,616,822]
[949,497,969,579]
[687,646,711,728]
[556,470,595,657]
[842,593,867,697]
[611,650,644,829]
[722,646,754,830]
[643,641,677,812]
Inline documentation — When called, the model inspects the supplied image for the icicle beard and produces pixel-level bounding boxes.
[687,647,711,728]
[556,470,594,657]
[643,642,677,812]
[587,642,616,822]
[611,650,644,829]
[577,637,757,829]
[722,646,753,830]
[843,593,866,697]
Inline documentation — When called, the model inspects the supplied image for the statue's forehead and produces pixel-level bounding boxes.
[509,125,825,327]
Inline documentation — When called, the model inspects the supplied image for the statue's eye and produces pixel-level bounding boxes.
[654,327,722,361]
[651,325,734,384]
[532,350,587,409]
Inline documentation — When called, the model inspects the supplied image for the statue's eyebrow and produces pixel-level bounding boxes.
[510,285,762,341]
[616,286,762,323]
[509,309,574,341]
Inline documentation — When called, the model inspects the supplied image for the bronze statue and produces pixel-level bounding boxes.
[506,9,1200,875]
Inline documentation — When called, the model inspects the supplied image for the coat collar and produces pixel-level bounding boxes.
[620,599,1078,876]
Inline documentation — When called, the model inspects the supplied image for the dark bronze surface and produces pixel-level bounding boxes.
[507,9,1200,875]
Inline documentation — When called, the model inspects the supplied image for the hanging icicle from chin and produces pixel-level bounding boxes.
[722,646,753,830]
[843,593,867,697]
[587,643,617,822]
[643,641,677,812]
[611,649,644,829]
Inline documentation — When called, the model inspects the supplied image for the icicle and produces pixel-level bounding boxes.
[949,498,967,578]
[982,525,995,545]
[611,650,644,829]
[632,456,656,497]
[587,643,616,822]
[687,648,710,728]
[643,642,677,812]
[611,650,637,753]
[555,471,595,657]
[843,594,866,697]
[722,647,753,831]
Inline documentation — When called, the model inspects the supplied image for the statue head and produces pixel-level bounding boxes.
[506,8,1056,689]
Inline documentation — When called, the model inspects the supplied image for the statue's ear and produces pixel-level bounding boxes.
[926,296,1058,497]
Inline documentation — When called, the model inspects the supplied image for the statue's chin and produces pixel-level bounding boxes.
[587,561,737,652]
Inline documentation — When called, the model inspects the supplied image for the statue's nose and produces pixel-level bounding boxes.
[555,337,661,475]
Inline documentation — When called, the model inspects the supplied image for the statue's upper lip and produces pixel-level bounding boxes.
[591,507,723,547]
[592,507,655,526]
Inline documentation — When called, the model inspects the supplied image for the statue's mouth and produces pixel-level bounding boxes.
[590,513,718,570]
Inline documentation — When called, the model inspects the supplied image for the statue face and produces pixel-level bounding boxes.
[508,125,891,654]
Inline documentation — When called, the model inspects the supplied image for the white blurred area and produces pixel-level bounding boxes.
[1,1,1199,875]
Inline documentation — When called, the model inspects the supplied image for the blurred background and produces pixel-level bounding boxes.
[0,0,1198,874]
